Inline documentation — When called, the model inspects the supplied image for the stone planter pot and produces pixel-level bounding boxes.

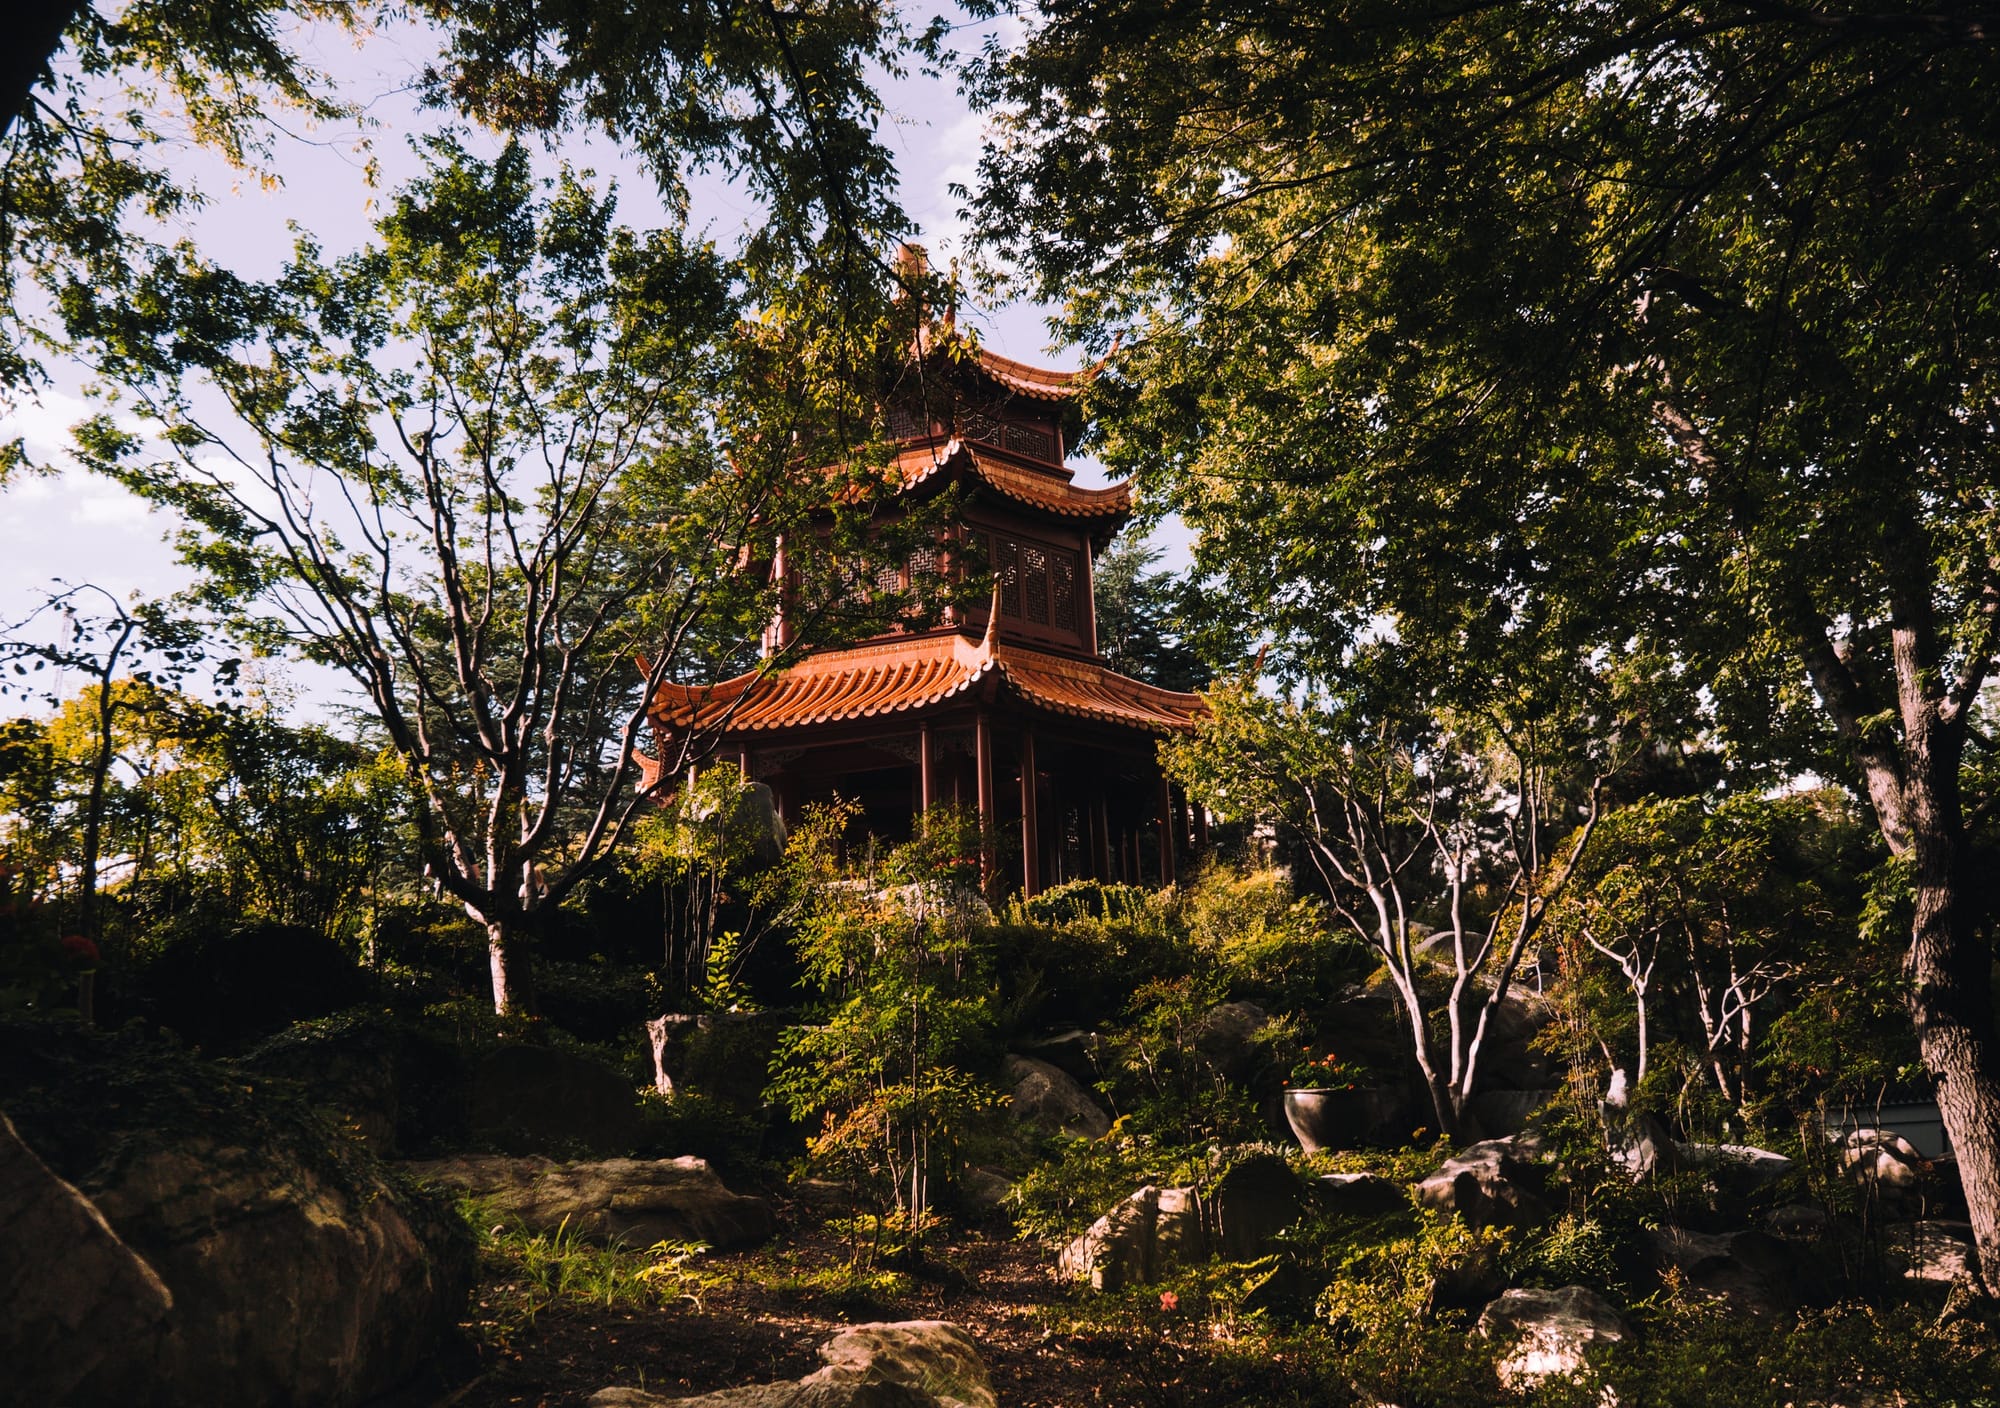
[1284,1087,1379,1153]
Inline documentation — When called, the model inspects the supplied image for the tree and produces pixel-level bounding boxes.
[68,140,903,1012]
[1164,675,1607,1139]
[767,804,1001,1236]
[973,0,2000,1292]
[0,582,214,949]
[1548,792,1871,1114]
[1091,535,1209,692]
[3,1,919,398]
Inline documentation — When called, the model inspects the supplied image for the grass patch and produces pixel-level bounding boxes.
[462,1196,718,1345]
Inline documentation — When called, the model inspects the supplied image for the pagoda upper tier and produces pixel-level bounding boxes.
[642,333,1209,895]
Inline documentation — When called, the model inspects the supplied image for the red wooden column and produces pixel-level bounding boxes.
[918,721,934,820]
[1020,728,1042,897]
[1156,773,1177,887]
[975,712,995,879]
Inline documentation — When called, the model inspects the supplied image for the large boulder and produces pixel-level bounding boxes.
[1209,1152,1312,1259]
[1645,1226,1798,1317]
[805,1321,997,1408]
[1315,1171,1408,1218]
[590,1320,992,1408]
[1840,1130,1926,1211]
[1,1021,471,1408]
[1,1110,174,1404]
[1012,1029,1100,1087]
[1003,1053,1111,1140]
[1470,990,1556,1092]
[1884,1220,1977,1286]
[406,1153,773,1249]
[469,1042,640,1153]
[593,1383,938,1407]
[1675,1142,1795,1196]
[1476,1285,1629,1388]
[1195,1001,1275,1082]
[1415,1135,1552,1228]
[1059,1185,1161,1291]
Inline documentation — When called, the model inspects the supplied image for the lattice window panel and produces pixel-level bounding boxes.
[910,545,940,580]
[1003,422,1058,462]
[959,411,1002,446]
[1023,544,1050,624]
[875,561,903,595]
[886,405,930,439]
[996,537,1022,617]
[1052,552,1077,632]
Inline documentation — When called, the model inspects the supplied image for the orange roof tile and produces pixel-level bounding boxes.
[972,347,1091,401]
[894,440,1134,522]
[650,631,1204,736]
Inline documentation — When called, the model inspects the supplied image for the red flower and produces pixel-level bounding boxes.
[61,934,100,967]
[1159,1291,1179,1312]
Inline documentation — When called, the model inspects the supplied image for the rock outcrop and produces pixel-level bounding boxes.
[1884,1220,1977,1286]
[1315,1171,1408,1217]
[1209,1152,1311,1258]
[1645,1225,1799,1317]
[1415,1135,1551,1228]
[406,1153,774,1249]
[2,1021,471,1408]
[589,1320,992,1408]
[0,1110,174,1404]
[1004,1054,1111,1140]
[1476,1285,1630,1388]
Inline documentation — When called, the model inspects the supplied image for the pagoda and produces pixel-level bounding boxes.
[645,338,1208,897]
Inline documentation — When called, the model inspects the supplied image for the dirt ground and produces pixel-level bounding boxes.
[445,1214,1214,1408]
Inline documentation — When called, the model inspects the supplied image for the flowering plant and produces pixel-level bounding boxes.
[1286,1051,1360,1090]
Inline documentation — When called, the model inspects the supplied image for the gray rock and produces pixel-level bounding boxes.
[68,1125,466,1406]
[1195,1001,1275,1081]
[1,1110,174,1404]
[469,1044,639,1154]
[1676,1142,1796,1195]
[589,1321,990,1408]
[591,1383,940,1407]
[1472,990,1556,1091]
[1476,1285,1629,1388]
[1884,1220,1976,1286]
[1645,1225,1798,1317]
[806,1321,996,1408]
[407,1153,773,1249]
[1315,1172,1408,1218]
[1210,1153,1311,1259]
[1840,1129,1925,1210]
[958,1165,1014,1213]
[1003,1054,1111,1140]
[1415,1135,1551,1228]
[1013,1029,1100,1087]
[1155,1185,1208,1271]
[1059,1185,1159,1291]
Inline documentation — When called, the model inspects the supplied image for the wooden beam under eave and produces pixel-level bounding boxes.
[1020,727,1041,897]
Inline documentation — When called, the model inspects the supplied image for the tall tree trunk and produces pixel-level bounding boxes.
[487,921,532,1016]
[1907,747,2000,1295]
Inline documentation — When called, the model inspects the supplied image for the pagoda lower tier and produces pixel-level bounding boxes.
[645,628,1210,895]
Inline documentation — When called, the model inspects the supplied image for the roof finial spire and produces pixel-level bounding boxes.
[980,572,1003,655]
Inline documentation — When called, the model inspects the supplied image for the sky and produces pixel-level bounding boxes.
[0,13,1184,711]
